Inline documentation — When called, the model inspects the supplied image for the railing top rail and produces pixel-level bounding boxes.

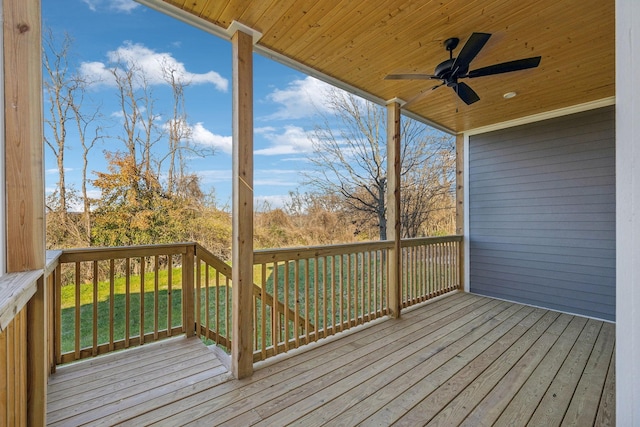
[54,234,463,264]
[59,243,195,263]
[400,235,463,248]
[253,239,394,264]
[193,243,232,276]
[45,250,62,275]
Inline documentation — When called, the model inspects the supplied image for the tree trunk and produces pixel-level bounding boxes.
[378,179,387,240]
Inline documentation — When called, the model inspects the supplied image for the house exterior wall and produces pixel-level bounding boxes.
[468,106,615,321]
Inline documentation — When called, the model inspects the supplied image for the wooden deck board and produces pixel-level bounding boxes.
[292,302,530,427]
[561,322,616,426]
[46,293,615,426]
[127,294,491,425]
[48,342,215,402]
[221,300,512,426]
[461,315,588,427]
[527,318,603,426]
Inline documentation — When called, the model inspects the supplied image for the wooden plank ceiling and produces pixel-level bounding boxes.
[159,0,614,133]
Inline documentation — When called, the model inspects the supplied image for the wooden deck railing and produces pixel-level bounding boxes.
[49,235,463,366]
[54,244,193,364]
[253,240,394,361]
[401,235,463,308]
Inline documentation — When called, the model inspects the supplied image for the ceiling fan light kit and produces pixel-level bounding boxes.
[385,32,541,106]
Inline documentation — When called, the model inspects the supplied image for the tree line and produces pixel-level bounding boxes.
[44,30,455,260]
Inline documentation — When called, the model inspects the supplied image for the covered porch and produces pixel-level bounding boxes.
[1,0,637,425]
[46,292,614,426]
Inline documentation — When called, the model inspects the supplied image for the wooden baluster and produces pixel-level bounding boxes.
[92,261,98,356]
[272,262,279,354]
[140,258,145,344]
[313,257,319,342]
[284,261,290,351]
[322,256,328,339]
[74,262,80,360]
[109,259,115,351]
[261,264,267,359]
[304,259,310,344]
[215,271,220,346]
[125,258,131,346]
[55,263,62,366]
[205,263,210,340]
[293,260,300,347]
[154,255,159,340]
[182,246,195,337]
[196,257,201,338]
[167,255,173,337]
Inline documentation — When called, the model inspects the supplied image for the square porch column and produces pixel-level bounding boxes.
[386,100,402,318]
[231,27,254,379]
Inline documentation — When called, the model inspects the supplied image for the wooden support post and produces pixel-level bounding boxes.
[182,245,195,336]
[386,100,402,318]
[231,29,254,379]
[3,0,45,424]
[4,0,45,273]
[27,277,46,426]
[455,133,465,290]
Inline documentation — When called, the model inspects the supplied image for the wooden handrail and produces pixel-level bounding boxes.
[254,240,393,263]
[400,235,463,248]
[59,243,192,262]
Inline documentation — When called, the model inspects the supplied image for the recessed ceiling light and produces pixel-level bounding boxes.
[503,92,517,99]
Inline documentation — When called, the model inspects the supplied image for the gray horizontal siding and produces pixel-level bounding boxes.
[468,106,615,321]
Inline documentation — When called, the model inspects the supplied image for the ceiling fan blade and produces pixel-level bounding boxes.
[403,83,444,107]
[455,82,480,105]
[465,56,542,78]
[385,73,437,80]
[451,32,491,75]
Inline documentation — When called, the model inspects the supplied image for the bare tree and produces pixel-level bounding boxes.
[108,60,164,202]
[304,88,455,240]
[44,29,105,245]
[69,96,103,241]
[43,29,74,220]
[160,62,215,199]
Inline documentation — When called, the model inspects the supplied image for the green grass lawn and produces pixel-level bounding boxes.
[60,267,185,353]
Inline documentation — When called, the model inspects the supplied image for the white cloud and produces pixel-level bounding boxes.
[45,167,74,175]
[79,61,114,85]
[189,123,232,154]
[254,195,289,210]
[82,0,98,11]
[254,169,299,187]
[263,76,335,120]
[82,0,140,13]
[254,125,314,156]
[80,42,228,91]
[198,169,232,184]
[68,190,102,212]
[111,0,139,12]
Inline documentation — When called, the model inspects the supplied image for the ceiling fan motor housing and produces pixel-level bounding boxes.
[434,58,468,83]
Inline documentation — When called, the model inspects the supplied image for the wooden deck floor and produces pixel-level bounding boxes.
[47,292,615,426]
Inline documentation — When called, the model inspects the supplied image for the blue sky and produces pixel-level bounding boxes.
[43,0,339,209]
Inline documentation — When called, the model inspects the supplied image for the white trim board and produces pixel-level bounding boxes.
[464,96,615,136]
[463,133,470,293]
[615,0,640,423]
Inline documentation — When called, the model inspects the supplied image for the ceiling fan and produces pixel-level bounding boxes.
[385,32,541,106]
